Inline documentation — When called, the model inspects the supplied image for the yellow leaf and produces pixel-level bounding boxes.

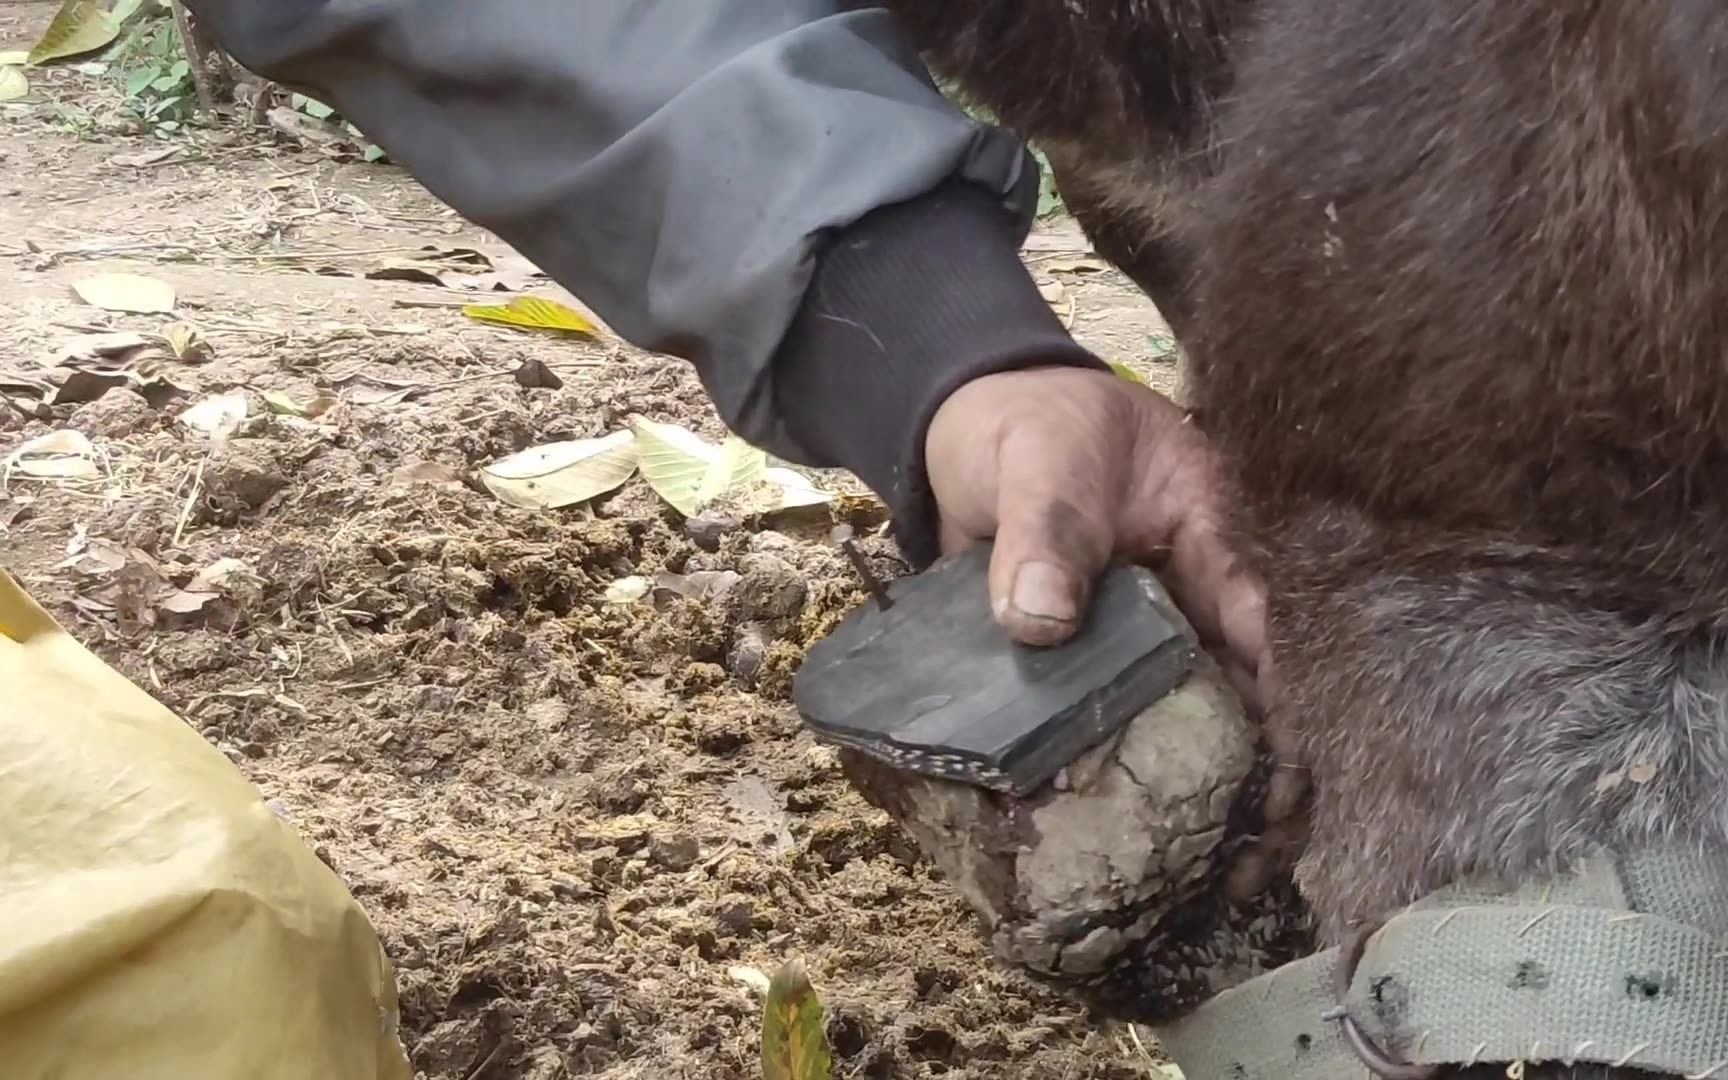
[761,960,833,1080]
[1108,359,1149,386]
[0,52,28,67]
[261,389,338,419]
[162,322,210,362]
[479,430,638,510]
[0,66,27,103]
[462,296,596,337]
[26,0,120,65]
[72,271,176,314]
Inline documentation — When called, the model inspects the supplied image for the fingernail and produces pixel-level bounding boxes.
[1009,561,1081,625]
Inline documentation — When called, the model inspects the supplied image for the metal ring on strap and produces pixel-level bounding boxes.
[1331,917,1440,1080]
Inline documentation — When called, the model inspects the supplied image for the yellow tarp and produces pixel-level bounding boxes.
[0,569,411,1079]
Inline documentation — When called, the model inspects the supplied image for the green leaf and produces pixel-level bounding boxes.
[110,0,150,24]
[299,95,335,120]
[761,960,833,1080]
[168,58,188,80]
[628,416,830,517]
[695,433,767,506]
[1108,359,1149,386]
[462,296,597,337]
[26,0,121,65]
[629,417,753,516]
[478,430,639,510]
[363,143,389,163]
[124,65,156,97]
[0,66,27,102]
[150,73,179,93]
[0,51,28,67]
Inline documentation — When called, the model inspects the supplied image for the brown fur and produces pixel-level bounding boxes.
[877,2,1728,1076]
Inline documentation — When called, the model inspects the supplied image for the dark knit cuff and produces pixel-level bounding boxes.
[773,179,1105,567]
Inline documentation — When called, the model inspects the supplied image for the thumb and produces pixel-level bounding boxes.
[985,459,1116,647]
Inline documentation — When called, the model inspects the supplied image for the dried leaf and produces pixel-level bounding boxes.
[463,296,597,337]
[415,245,491,267]
[1594,770,1625,795]
[72,271,176,314]
[179,391,249,441]
[162,322,211,362]
[365,261,449,286]
[1627,763,1659,785]
[159,589,219,615]
[187,557,252,593]
[0,66,27,103]
[6,428,98,479]
[761,960,834,1080]
[26,0,120,65]
[1045,257,1107,275]
[1037,281,1067,305]
[109,146,181,168]
[58,539,128,576]
[54,330,151,363]
[479,430,638,510]
[604,576,651,605]
[347,384,426,407]
[46,343,191,407]
[513,358,564,390]
[262,389,338,419]
[51,369,137,405]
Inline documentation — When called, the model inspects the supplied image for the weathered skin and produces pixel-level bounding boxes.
[865,3,1728,1076]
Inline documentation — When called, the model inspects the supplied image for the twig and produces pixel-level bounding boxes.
[169,0,219,116]
[172,454,208,548]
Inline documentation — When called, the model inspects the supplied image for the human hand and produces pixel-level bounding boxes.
[924,365,1272,711]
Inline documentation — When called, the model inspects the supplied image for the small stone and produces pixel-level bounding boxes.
[650,834,701,872]
[726,621,773,682]
[747,530,798,555]
[713,900,754,937]
[735,561,807,621]
[684,512,741,551]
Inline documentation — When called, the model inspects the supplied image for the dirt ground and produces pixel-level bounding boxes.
[1,7,1182,1077]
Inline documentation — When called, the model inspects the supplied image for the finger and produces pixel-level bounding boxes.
[985,470,1116,646]
[938,515,974,557]
[1163,514,1270,674]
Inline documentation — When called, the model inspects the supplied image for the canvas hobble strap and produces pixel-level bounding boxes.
[1152,846,1728,1079]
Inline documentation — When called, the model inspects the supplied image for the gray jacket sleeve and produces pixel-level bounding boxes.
[185,0,1103,563]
